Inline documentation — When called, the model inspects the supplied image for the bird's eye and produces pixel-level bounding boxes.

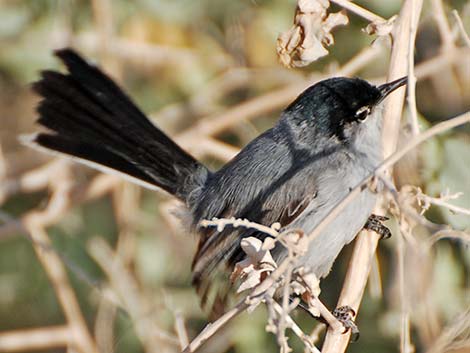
[355,106,371,122]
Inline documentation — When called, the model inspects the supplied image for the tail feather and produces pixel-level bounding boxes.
[34,72,121,146]
[28,48,209,201]
[34,70,170,180]
[31,134,160,189]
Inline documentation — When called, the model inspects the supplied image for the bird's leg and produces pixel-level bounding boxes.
[364,214,392,239]
[296,294,359,341]
[332,305,360,342]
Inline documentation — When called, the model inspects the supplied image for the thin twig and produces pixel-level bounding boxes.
[271,301,321,353]
[381,2,415,157]
[87,237,179,352]
[94,297,117,353]
[406,0,423,135]
[76,34,198,67]
[330,0,385,23]
[182,301,248,352]
[0,326,72,352]
[278,253,294,352]
[199,217,280,237]
[425,308,470,353]
[401,2,423,351]
[418,191,470,216]
[432,0,456,51]
[24,217,99,353]
[397,228,413,353]
[174,311,190,350]
[177,44,383,143]
[428,229,470,247]
[414,48,470,80]
[451,10,470,47]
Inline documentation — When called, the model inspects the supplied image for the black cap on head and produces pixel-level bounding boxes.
[284,78,379,134]
[282,76,407,139]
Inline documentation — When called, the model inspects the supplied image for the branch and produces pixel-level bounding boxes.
[0,326,71,352]
[24,211,99,353]
[174,44,469,154]
[87,237,180,352]
[452,10,470,48]
[182,301,248,352]
[75,34,198,68]
[0,172,120,240]
[322,1,423,350]
[432,0,456,51]
[418,190,470,216]
[330,0,385,23]
[176,44,383,144]
[406,0,423,135]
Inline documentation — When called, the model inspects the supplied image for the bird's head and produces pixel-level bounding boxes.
[282,76,407,142]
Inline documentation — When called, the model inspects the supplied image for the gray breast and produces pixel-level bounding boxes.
[278,121,382,278]
[295,185,376,278]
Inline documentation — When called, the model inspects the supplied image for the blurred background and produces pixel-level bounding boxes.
[0,0,469,352]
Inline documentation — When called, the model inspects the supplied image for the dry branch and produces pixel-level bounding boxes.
[452,10,470,47]
[24,212,99,353]
[177,44,383,144]
[87,237,180,352]
[0,326,71,352]
[330,0,385,23]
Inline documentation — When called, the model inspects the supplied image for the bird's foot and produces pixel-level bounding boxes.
[364,214,391,239]
[297,297,360,342]
[332,305,360,342]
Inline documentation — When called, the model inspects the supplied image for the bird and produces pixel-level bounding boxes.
[24,48,406,319]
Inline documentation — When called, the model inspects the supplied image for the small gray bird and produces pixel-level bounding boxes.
[26,49,406,317]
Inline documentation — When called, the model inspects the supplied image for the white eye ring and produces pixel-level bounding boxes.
[355,106,371,121]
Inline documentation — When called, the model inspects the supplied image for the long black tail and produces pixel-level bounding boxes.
[25,48,209,202]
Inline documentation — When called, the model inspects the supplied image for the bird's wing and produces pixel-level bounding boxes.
[192,182,318,317]
[191,130,322,316]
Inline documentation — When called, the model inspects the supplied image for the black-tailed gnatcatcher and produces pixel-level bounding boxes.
[24,49,406,318]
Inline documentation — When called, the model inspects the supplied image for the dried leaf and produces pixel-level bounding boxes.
[277,0,348,68]
[262,237,277,251]
[282,229,309,256]
[300,269,321,297]
[231,237,278,293]
[292,267,321,296]
[364,15,397,36]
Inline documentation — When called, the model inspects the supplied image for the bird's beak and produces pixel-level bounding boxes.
[377,76,407,102]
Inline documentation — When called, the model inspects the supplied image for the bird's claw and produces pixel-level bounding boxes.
[332,305,360,342]
[364,214,392,239]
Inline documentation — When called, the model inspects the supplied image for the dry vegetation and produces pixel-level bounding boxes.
[0,0,469,353]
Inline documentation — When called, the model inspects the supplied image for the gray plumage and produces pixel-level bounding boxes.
[26,49,406,313]
[190,78,385,285]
